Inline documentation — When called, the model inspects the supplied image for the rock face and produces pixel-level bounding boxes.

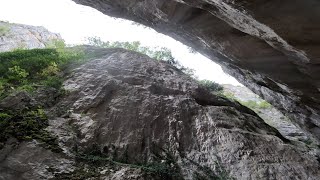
[72,0,320,143]
[1,47,319,179]
[0,21,62,52]
[222,84,310,142]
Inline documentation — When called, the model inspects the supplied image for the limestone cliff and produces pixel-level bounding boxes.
[222,84,310,142]
[0,21,62,52]
[0,47,319,180]
[72,0,320,143]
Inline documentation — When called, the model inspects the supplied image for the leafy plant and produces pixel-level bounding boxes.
[7,65,29,83]
[87,37,176,62]
[45,39,66,49]
[198,79,224,92]
[0,47,84,98]
[0,108,62,152]
[86,37,198,78]
[39,62,59,76]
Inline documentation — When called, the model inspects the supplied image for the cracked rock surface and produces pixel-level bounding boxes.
[0,21,61,52]
[73,0,320,143]
[2,47,318,179]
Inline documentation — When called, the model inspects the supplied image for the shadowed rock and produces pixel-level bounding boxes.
[72,0,320,143]
[1,48,318,179]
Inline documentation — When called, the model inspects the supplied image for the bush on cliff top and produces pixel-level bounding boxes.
[198,79,224,92]
[0,46,83,98]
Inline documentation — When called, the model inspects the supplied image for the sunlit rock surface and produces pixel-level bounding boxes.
[222,84,310,142]
[72,0,320,142]
[0,21,61,52]
[1,47,319,179]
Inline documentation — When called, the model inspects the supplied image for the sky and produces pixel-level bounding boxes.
[0,0,241,85]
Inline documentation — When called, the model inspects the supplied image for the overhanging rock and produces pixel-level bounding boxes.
[73,0,320,142]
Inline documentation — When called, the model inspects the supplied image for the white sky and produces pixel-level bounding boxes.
[0,0,241,85]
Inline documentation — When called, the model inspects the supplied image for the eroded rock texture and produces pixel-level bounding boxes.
[1,48,318,179]
[222,84,312,143]
[0,21,62,52]
[72,0,320,142]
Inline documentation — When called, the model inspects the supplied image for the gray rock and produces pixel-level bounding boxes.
[0,21,62,52]
[222,84,310,142]
[0,140,73,180]
[52,48,320,179]
[72,0,320,143]
[1,47,319,179]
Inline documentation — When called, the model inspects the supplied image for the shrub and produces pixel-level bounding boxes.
[198,80,223,92]
[86,37,197,77]
[43,76,63,89]
[0,108,61,152]
[0,47,83,98]
[7,65,29,84]
[40,62,59,76]
[45,39,66,49]
[86,37,176,63]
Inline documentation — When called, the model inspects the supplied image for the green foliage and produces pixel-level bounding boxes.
[13,42,27,51]
[7,65,29,83]
[87,37,177,64]
[45,39,66,49]
[239,100,272,110]
[86,37,198,78]
[0,47,83,98]
[198,79,224,92]
[258,100,272,109]
[51,167,100,180]
[0,24,10,36]
[61,144,183,180]
[0,108,62,152]
[40,62,59,76]
[222,91,272,110]
[42,76,63,89]
[222,91,236,100]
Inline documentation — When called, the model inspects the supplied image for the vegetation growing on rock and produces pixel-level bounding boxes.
[0,108,62,152]
[198,79,224,92]
[87,36,196,76]
[0,24,10,37]
[0,44,83,98]
[0,21,11,36]
[0,42,85,152]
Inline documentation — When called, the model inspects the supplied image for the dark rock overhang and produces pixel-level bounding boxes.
[72,0,320,142]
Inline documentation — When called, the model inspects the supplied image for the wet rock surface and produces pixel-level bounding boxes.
[72,0,320,143]
[0,21,62,52]
[2,47,319,179]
